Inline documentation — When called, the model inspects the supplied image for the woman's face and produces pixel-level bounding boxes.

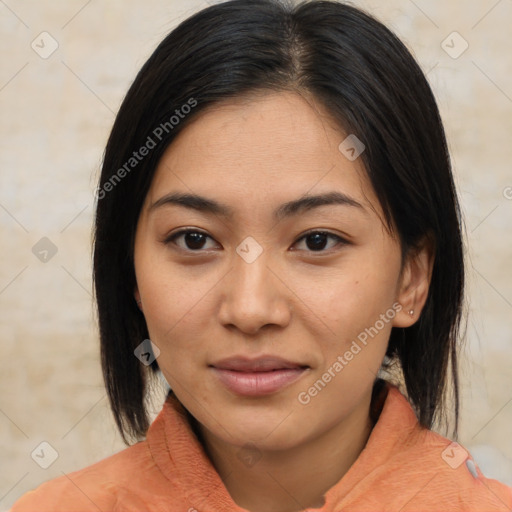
[133,91,427,452]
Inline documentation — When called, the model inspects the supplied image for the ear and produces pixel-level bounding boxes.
[393,234,435,328]
[134,286,142,310]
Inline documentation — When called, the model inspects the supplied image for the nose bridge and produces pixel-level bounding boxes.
[218,238,290,332]
[232,239,275,300]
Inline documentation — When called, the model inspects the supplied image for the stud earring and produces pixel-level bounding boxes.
[408,309,414,316]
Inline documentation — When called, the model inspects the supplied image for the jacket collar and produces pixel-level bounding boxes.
[146,382,417,511]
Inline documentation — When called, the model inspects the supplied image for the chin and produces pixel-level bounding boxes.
[223,408,309,446]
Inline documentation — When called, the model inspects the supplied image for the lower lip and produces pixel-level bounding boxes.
[211,367,308,396]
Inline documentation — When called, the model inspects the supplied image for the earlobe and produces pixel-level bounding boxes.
[393,236,435,328]
[134,287,143,311]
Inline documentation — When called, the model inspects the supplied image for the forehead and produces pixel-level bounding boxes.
[145,91,379,219]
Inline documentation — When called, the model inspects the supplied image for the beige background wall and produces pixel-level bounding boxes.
[1,0,511,508]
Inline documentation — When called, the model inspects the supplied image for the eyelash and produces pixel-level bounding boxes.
[163,229,349,254]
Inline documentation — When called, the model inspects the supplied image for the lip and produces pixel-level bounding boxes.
[209,356,309,396]
[211,355,307,372]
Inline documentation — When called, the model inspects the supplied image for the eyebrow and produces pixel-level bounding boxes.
[148,191,366,221]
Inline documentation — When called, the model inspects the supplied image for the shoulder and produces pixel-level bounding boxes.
[10,440,160,511]
[387,423,512,510]
[363,386,512,510]
[427,430,512,509]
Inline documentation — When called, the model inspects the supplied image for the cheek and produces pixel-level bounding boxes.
[136,248,215,336]
[133,251,213,382]
[300,251,400,374]
[296,274,395,416]
[142,282,211,366]
[301,257,399,333]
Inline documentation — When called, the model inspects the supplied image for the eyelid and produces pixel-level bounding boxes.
[163,228,350,253]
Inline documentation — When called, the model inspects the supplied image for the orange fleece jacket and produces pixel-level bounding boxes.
[11,385,512,511]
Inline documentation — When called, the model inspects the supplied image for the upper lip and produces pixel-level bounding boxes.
[210,356,308,372]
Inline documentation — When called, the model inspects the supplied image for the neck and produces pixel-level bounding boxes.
[195,390,377,512]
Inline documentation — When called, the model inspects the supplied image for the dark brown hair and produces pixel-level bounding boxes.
[93,0,465,444]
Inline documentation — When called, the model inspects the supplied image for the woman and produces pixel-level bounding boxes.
[12,0,512,510]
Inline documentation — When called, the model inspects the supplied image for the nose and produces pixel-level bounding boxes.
[217,249,291,335]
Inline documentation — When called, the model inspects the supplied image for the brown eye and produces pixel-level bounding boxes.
[164,229,217,251]
[163,229,348,254]
[293,231,347,252]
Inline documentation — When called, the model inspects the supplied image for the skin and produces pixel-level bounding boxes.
[133,90,433,512]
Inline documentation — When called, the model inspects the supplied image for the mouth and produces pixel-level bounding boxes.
[209,356,310,396]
